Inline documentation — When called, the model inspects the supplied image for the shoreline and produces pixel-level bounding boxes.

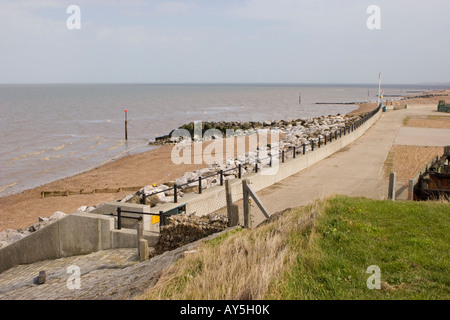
[1,89,448,232]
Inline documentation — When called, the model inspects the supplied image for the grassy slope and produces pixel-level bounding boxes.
[270,196,449,299]
[138,196,449,300]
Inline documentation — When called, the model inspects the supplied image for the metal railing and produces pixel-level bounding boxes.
[142,106,381,205]
[111,207,170,231]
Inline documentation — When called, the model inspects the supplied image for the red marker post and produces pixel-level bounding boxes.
[124,109,128,141]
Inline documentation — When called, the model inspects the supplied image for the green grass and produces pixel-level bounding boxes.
[203,227,243,247]
[268,196,450,299]
[138,196,449,300]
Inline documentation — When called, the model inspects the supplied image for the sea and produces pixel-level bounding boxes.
[0,83,445,197]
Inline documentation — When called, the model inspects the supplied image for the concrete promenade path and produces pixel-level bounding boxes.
[252,109,408,225]
[252,105,450,225]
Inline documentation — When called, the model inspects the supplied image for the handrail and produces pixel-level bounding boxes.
[114,207,174,231]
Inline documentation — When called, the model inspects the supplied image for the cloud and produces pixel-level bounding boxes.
[232,0,307,22]
[95,25,193,46]
[155,1,191,16]
[230,0,363,35]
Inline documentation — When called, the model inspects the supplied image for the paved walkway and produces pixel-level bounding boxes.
[251,105,449,225]
[251,108,408,224]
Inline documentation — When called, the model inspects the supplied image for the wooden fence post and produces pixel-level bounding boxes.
[242,179,270,228]
[408,179,414,201]
[388,172,396,200]
[137,221,148,261]
[243,179,251,228]
[225,179,239,227]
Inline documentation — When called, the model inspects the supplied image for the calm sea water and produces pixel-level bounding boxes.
[0,83,442,197]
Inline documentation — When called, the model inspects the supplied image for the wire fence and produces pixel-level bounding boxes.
[142,105,381,205]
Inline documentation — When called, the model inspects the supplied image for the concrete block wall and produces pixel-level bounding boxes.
[0,212,158,273]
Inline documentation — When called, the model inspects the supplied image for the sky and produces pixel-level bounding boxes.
[0,0,449,85]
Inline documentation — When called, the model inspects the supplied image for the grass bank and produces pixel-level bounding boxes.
[137,195,449,300]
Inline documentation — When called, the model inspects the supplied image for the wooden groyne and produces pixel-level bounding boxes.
[40,186,142,198]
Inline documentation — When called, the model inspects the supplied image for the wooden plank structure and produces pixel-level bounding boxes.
[40,186,142,198]
[414,146,450,201]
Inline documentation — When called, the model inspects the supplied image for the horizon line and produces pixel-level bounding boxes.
[1,81,449,87]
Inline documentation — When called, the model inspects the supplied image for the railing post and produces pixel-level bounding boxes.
[311,139,314,151]
[282,150,285,163]
[238,164,242,179]
[318,136,321,147]
[335,131,337,140]
[324,134,327,145]
[198,176,202,194]
[220,170,224,186]
[117,207,122,230]
[255,161,258,173]
[303,143,306,155]
[293,146,296,158]
[174,184,178,203]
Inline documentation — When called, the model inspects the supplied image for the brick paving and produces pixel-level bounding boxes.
[0,248,139,300]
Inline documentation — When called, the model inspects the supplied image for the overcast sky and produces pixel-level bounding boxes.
[1,0,449,84]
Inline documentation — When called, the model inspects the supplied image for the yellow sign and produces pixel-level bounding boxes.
[152,215,160,224]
